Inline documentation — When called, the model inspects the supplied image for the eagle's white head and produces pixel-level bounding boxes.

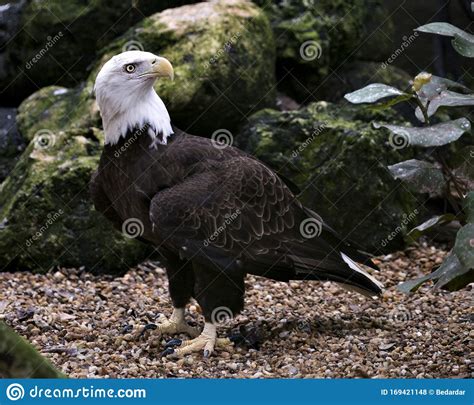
[94,51,174,146]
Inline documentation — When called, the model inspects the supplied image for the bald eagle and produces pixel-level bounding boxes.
[91,51,383,358]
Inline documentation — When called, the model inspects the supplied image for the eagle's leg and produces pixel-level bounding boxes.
[161,322,232,358]
[142,258,200,339]
[154,307,201,337]
[162,262,244,358]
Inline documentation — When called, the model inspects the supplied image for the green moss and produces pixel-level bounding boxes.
[238,102,419,253]
[0,128,151,274]
[254,0,394,102]
[16,86,99,141]
[5,0,276,273]
[3,0,201,103]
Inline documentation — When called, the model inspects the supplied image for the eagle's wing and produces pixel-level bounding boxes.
[150,155,304,256]
[149,149,381,295]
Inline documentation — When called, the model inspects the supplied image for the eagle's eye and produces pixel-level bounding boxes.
[125,64,136,73]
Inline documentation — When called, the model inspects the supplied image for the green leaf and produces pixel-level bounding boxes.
[453,223,474,269]
[452,34,474,58]
[432,252,472,290]
[344,84,406,104]
[416,22,474,41]
[388,159,446,195]
[464,191,474,224]
[416,23,474,58]
[374,118,471,147]
[407,214,456,241]
[416,91,474,121]
[398,250,474,293]
[371,94,414,111]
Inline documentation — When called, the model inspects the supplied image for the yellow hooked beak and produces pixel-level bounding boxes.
[147,56,174,80]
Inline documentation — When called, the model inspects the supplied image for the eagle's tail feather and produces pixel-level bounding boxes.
[289,251,384,298]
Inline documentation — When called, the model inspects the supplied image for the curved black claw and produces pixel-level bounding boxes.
[159,347,175,357]
[203,350,211,358]
[139,323,157,338]
[164,338,182,348]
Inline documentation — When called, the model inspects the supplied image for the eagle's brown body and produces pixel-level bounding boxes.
[90,126,381,322]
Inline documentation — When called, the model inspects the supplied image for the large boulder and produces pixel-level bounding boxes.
[0,126,152,273]
[237,102,419,253]
[1,0,277,273]
[254,0,395,103]
[0,0,199,105]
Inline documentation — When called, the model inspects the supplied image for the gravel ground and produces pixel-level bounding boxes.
[0,244,472,378]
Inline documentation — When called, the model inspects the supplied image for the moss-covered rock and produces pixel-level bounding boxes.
[0,321,65,378]
[237,102,419,253]
[0,0,199,105]
[0,127,151,273]
[2,0,276,273]
[92,0,276,135]
[254,0,394,103]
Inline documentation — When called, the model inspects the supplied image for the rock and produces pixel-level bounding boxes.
[0,321,65,378]
[237,101,418,252]
[2,0,276,273]
[254,0,394,102]
[0,108,25,182]
[0,127,151,273]
[92,0,276,135]
[0,0,200,105]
